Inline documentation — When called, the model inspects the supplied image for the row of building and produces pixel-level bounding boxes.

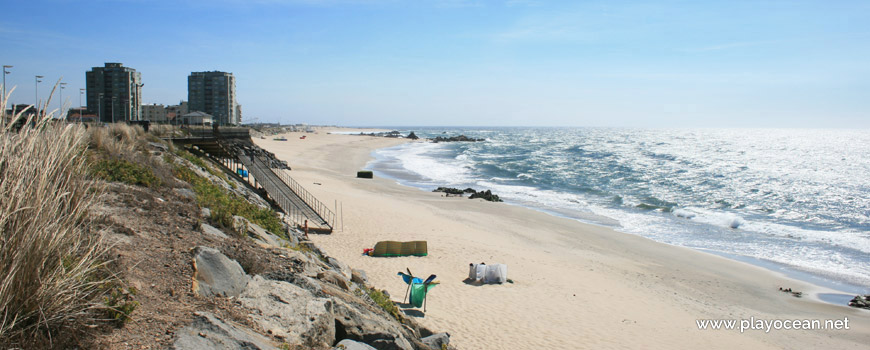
[83,63,241,125]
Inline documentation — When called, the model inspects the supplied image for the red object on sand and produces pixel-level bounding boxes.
[363,248,374,255]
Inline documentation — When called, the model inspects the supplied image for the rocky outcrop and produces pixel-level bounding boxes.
[332,298,415,350]
[233,215,298,247]
[421,333,451,349]
[192,247,249,298]
[432,135,485,143]
[469,189,502,202]
[434,186,503,202]
[406,132,419,140]
[200,223,229,239]
[334,339,377,350]
[239,276,336,348]
[849,295,870,309]
[172,312,278,350]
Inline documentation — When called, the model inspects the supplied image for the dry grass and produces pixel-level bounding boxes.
[0,90,106,345]
[87,123,177,188]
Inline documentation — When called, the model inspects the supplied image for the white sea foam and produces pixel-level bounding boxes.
[369,127,870,290]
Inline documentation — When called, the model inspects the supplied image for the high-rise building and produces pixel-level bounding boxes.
[188,71,238,126]
[86,63,143,123]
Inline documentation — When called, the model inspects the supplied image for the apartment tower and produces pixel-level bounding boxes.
[188,71,238,125]
[86,63,143,123]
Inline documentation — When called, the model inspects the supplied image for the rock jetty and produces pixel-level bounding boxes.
[433,187,503,202]
[849,295,870,309]
[431,135,485,143]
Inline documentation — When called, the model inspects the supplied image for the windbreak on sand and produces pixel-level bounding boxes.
[368,241,428,257]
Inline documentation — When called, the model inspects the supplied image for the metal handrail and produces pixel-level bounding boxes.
[272,169,335,228]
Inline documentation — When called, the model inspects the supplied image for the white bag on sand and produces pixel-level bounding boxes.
[484,264,507,284]
[469,263,487,282]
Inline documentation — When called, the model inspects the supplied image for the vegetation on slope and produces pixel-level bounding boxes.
[0,106,106,344]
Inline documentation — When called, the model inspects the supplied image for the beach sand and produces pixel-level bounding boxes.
[256,128,870,349]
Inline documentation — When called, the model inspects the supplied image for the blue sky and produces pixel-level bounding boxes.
[1,0,869,127]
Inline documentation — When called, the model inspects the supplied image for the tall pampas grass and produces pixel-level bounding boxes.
[0,84,105,344]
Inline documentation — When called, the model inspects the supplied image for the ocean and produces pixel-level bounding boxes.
[364,127,870,295]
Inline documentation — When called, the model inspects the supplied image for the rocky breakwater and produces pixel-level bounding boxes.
[430,135,485,143]
[176,216,454,350]
[849,295,870,310]
[433,187,503,202]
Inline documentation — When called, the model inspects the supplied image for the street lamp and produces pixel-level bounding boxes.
[2,65,11,113]
[79,88,85,123]
[59,82,67,119]
[35,75,43,117]
[98,92,103,123]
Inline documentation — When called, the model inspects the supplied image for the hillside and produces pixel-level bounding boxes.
[0,118,452,350]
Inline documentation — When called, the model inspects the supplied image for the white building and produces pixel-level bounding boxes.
[142,103,168,122]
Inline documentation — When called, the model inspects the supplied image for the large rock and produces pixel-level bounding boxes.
[333,339,377,350]
[351,269,369,285]
[192,247,249,297]
[239,275,335,348]
[421,333,450,349]
[317,270,351,291]
[172,311,277,350]
[332,298,414,350]
[328,257,353,280]
[200,223,228,239]
[233,215,297,247]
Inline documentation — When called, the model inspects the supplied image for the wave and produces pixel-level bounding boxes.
[367,127,870,289]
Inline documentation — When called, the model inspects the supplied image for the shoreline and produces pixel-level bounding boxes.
[256,127,870,349]
[367,150,870,301]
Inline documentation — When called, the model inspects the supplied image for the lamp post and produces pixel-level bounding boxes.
[2,65,11,114]
[111,96,116,123]
[79,88,85,123]
[98,93,103,123]
[35,75,43,117]
[59,82,67,119]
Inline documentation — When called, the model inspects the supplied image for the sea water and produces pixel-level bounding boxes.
[365,128,870,293]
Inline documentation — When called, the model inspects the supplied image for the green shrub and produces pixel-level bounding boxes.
[366,288,402,321]
[175,147,235,188]
[173,165,284,235]
[92,158,161,188]
[103,285,138,324]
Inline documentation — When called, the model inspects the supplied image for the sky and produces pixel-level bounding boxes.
[1,0,869,127]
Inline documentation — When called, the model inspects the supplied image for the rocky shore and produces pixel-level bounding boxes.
[84,132,454,349]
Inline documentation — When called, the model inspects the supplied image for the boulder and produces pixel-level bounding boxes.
[192,247,249,297]
[200,223,228,239]
[421,333,450,349]
[332,298,414,350]
[233,215,296,247]
[239,276,335,348]
[351,269,369,285]
[317,270,351,291]
[328,257,353,280]
[333,339,377,350]
[264,271,325,296]
[172,311,277,350]
[201,207,211,218]
[174,188,196,200]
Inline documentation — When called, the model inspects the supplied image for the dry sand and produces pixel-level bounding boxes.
[256,128,870,349]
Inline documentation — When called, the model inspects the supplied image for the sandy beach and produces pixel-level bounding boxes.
[255,128,870,349]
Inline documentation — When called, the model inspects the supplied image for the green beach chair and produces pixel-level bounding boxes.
[408,274,438,312]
